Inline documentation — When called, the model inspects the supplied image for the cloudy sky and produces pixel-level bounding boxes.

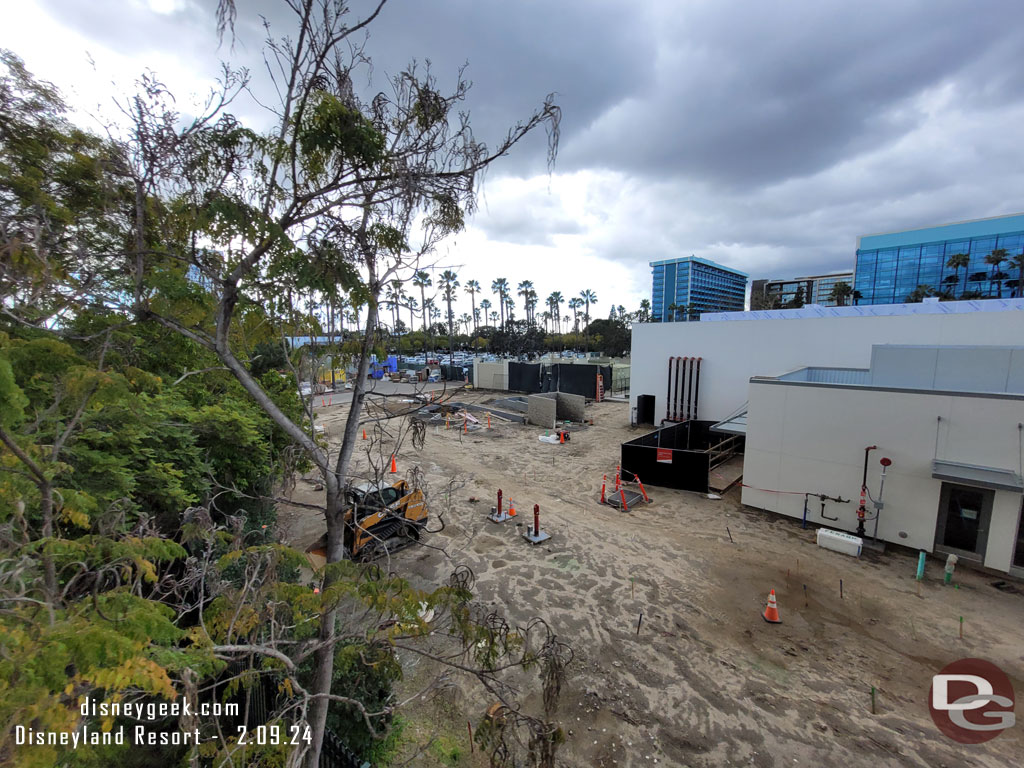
[5,0,1024,320]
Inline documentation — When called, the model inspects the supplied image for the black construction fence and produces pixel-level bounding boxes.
[507,362,613,398]
[620,420,744,494]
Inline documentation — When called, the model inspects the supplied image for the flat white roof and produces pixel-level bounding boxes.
[703,297,1024,322]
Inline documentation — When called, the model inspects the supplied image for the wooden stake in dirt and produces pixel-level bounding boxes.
[871,686,876,715]
[840,579,844,599]
[959,616,964,640]
[803,584,808,608]
[631,577,635,599]
[467,721,474,753]
[726,526,734,543]
[636,611,643,636]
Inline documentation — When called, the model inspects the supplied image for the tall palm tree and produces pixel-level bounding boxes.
[526,289,538,326]
[540,310,552,332]
[946,252,970,297]
[984,248,1008,298]
[638,298,651,322]
[464,279,481,333]
[617,304,626,320]
[479,298,492,327]
[422,298,436,353]
[517,280,535,323]
[439,269,459,367]
[1012,252,1024,299]
[404,296,418,337]
[459,313,472,335]
[489,310,499,325]
[579,289,597,353]
[568,297,582,332]
[491,278,509,329]
[385,280,404,335]
[412,270,432,335]
[547,292,564,334]
[828,281,853,307]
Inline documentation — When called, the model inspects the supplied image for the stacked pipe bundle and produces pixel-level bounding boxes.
[665,356,702,422]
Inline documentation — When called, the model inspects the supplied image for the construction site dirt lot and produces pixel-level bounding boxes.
[281,390,1024,768]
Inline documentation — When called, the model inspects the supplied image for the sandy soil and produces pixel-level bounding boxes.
[280,390,1024,768]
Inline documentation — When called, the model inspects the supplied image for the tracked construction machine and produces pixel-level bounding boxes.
[343,479,428,561]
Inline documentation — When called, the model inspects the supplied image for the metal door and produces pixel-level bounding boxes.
[934,483,993,563]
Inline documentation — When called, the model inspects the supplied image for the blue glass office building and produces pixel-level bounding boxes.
[855,213,1024,304]
[650,256,748,321]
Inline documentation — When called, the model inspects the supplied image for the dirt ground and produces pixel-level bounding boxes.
[280,390,1024,768]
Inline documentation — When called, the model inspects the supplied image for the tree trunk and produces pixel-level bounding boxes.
[305,282,380,768]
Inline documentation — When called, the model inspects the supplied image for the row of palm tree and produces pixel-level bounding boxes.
[373,269,613,356]
[943,249,1024,299]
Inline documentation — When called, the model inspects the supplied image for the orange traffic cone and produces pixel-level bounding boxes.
[600,474,607,503]
[762,589,782,624]
[559,430,564,444]
[509,499,517,517]
[390,455,397,474]
[362,429,367,440]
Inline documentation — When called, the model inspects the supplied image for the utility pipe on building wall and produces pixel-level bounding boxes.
[678,357,688,421]
[687,355,695,420]
[873,457,892,540]
[693,357,702,421]
[857,445,877,538]
[665,357,675,421]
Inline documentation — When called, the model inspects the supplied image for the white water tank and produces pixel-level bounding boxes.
[816,528,863,557]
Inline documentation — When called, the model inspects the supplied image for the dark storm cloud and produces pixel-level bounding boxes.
[39,0,653,175]
[31,0,1024,287]
[565,0,1024,187]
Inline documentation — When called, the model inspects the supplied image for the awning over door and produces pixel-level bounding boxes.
[932,459,1023,493]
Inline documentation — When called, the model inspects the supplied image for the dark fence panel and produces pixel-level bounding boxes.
[619,421,720,493]
[620,443,710,493]
[553,363,612,398]
[508,362,542,393]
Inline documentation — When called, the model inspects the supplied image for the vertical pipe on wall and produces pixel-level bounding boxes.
[672,357,680,421]
[693,357,702,421]
[665,357,674,421]
[686,354,696,420]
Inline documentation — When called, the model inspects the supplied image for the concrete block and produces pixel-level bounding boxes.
[527,394,557,429]
[555,392,586,422]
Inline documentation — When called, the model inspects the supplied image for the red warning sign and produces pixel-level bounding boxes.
[656,448,672,463]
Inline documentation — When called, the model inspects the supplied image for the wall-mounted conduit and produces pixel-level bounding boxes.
[665,356,703,422]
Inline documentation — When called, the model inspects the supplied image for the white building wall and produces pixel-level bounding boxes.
[741,380,1024,573]
[630,301,1024,422]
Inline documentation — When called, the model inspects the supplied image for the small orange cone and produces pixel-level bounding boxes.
[390,455,397,474]
[509,499,516,517]
[559,430,564,444]
[762,589,782,624]
[600,474,607,503]
[362,429,367,440]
